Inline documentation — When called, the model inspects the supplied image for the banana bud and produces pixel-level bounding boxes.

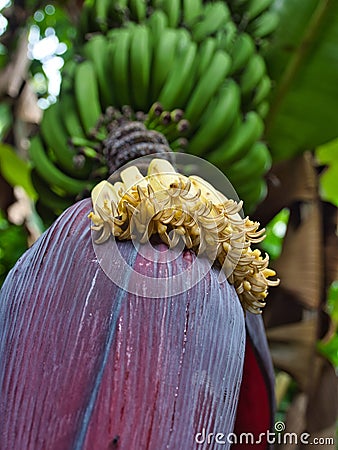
[89,159,279,313]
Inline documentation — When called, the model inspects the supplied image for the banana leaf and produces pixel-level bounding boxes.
[265,0,338,160]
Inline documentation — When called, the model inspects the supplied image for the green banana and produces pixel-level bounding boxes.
[195,37,217,80]
[83,34,114,108]
[215,21,238,52]
[129,24,151,110]
[31,169,74,212]
[252,75,271,106]
[151,28,180,100]
[226,141,271,185]
[209,111,264,166]
[129,0,147,22]
[147,9,168,35]
[74,60,102,135]
[158,33,197,110]
[240,53,266,96]
[257,100,269,118]
[249,11,279,38]
[188,80,241,155]
[114,0,128,8]
[192,2,231,42]
[94,0,110,30]
[185,49,232,125]
[183,0,203,27]
[246,0,273,21]
[236,177,267,212]
[159,0,180,27]
[40,102,81,176]
[79,1,92,37]
[110,28,133,107]
[57,91,95,178]
[106,0,128,26]
[229,33,255,74]
[106,33,119,93]
[29,136,92,195]
[60,59,77,92]
[58,91,86,139]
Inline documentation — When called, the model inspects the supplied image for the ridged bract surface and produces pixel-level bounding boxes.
[0,199,271,450]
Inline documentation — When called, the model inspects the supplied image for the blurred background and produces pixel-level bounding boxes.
[0,1,337,448]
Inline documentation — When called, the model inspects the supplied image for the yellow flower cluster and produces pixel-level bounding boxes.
[89,159,279,314]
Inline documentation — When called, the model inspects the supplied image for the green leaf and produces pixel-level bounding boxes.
[265,0,338,161]
[316,138,338,164]
[0,144,37,199]
[317,334,338,369]
[319,164,338,206]
[260,208,290,260]
[315,139,338,205]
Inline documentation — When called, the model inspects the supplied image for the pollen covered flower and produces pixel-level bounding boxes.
[89,158,279,314]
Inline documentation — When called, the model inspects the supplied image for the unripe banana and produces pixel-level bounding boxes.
[150,28,179,100]
[195,37,217,80]
[160,0,180,27]
[240,53,266,96]
[209,111,264,166]
[226,141,271,185]
[229,33,256,74]
[31,169,74,213]
[83,34,114,109]
[246,0,273,21]
[40,102,81,176]
[185,50,232,125]
[236,177,267,211]
[249,10,279,38]
[129,24,151,110]
[59,91,86,140]
[158,33,197,109]
[29,137,92,195]
[188,80,241,156]
[252,75,271,106]
[94,0,110,31]
[110,28,133,107]
[215,21,238,52]
[183,0,203,27]
[192,2,231,42]
[129,0,147,22]
[257,100,270,118]
[74,60,102,135]
[147,9,168,35]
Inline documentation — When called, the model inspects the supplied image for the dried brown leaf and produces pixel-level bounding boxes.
[273,202,322,309]
[267,319,318,390]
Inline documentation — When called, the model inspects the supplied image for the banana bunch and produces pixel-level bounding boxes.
[31,1,276,223]
[79,0,278,42]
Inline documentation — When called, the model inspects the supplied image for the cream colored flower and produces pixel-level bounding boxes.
[89,159,279,313]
